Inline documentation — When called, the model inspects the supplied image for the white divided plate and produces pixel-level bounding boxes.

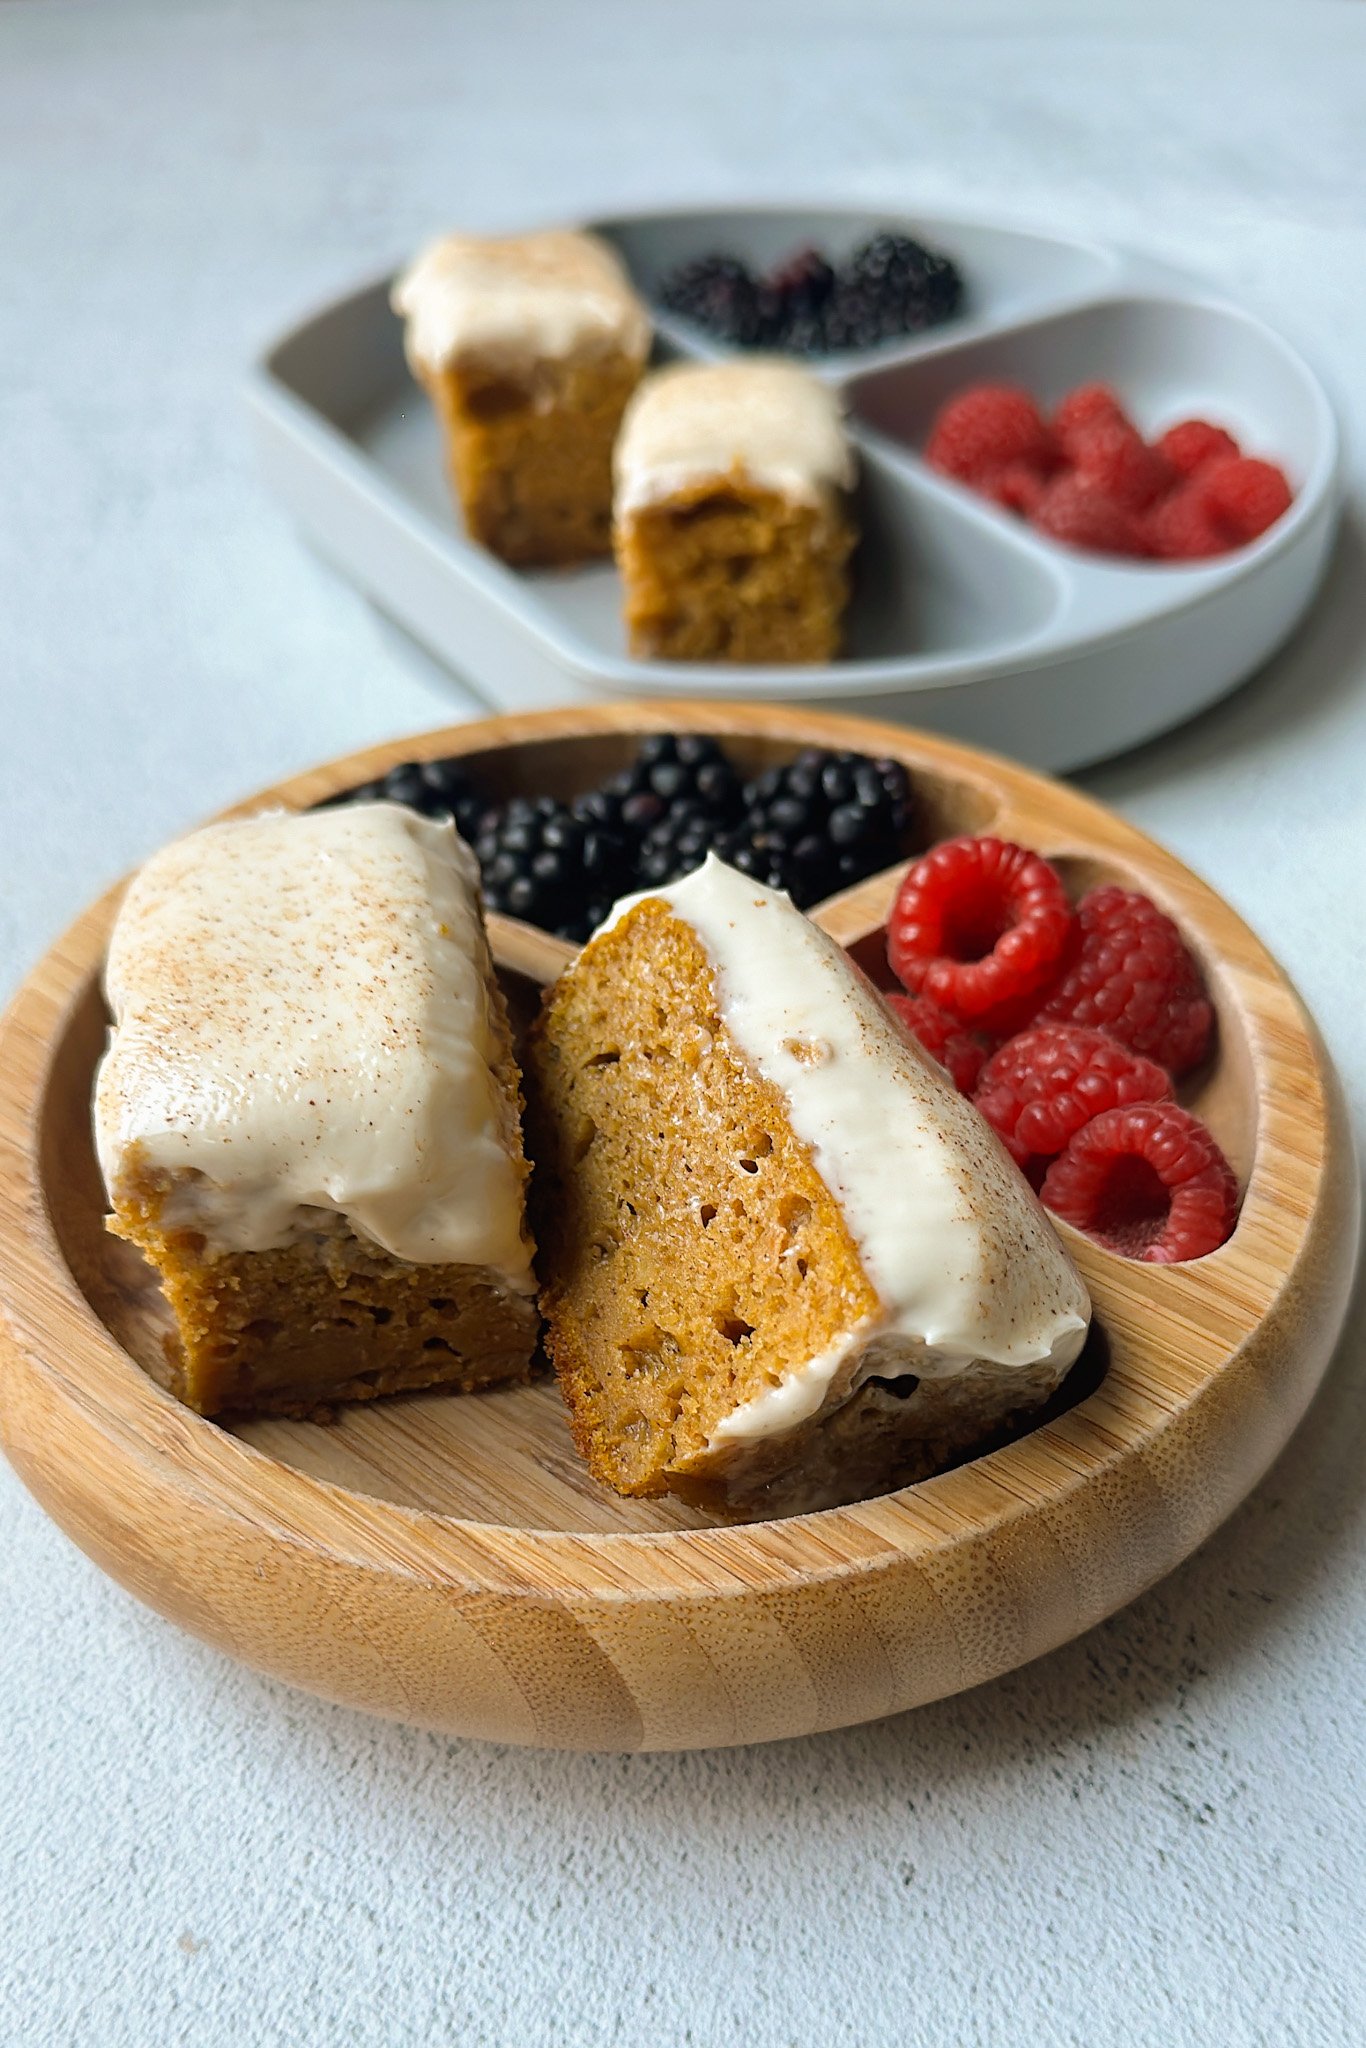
[246,205,1342,772]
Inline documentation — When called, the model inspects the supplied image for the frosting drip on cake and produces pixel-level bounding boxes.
[95,803,536,1288]
[614,360,857,514]
[392,228,651,376]
[600,855,1089,1441]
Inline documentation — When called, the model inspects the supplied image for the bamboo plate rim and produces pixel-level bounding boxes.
[0,702,1357,1744]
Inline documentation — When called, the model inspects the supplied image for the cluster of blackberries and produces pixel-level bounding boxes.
[338,755,490,843]
[714,749,913,901]
[589,734,745,892]
[323,735,913,941]
[471,796,632,939]
[657,233,964,357]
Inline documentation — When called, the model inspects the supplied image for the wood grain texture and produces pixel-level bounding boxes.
[0,702,1357,1751]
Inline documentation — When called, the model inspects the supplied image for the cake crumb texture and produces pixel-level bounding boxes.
[423,352,643,565]
[617,481,855,662]
[612,359,857,661]
[524,899,879,1499]
[109,1175,539,1418]
[393,228,651,566]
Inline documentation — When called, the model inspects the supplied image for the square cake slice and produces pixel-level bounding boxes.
[524,854,1090,1518]
[392,228,652,566]
[613,360,858,663]
[95,802,539,1416]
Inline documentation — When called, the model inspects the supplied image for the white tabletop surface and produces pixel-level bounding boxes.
[2,3,1364,2042]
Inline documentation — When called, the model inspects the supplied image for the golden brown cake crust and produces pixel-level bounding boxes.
[523,900,879,1499]
[614,478,856,663]
[423,353,643,566]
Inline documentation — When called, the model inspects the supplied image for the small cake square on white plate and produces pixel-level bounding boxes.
[613,359,858,663]
[392,228,652,566]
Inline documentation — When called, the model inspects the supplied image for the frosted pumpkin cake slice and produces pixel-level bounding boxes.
[524,854,1090,1517]
[393,227,651,565]
[613,359,858,664]
[95,801,539,1417]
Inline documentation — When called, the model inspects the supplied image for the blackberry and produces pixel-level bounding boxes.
[322,734,912,939]
[769,246,837,315]
[766,245,837,352]
[598,734,743,889]
[635,809,719,889]
[594,734,745,842]
[321,756,491,842]
[473,795,632,944]
[779,314,831,357]
[658,254,768,347]
[717,747,913,907]
[657,235,963,358]
[820,282,888,354]
[847,232,964,338]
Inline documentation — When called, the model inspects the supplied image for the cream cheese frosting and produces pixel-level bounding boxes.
[613,359,856,515]
[600,854,1090,1442]
[95,802,536,1290]
[391,228,651,377]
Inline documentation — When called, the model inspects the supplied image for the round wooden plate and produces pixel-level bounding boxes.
[0,704,1357,1752]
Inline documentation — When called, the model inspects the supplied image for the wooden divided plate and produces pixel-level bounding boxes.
[0,704,1356,1751]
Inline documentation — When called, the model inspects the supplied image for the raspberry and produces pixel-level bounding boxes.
[887,837,1075,1032]
[1196,455,1293,543]
[1069,420,1176,513]
[973,1023,1172,1184]
[1030,474,1149,557]
[1144,486,1231,562]
[1039,1103,1238,1262]
[1156,419,1240,478]
[1053,383,1131,458]
[885,991,987,1094]
[1032,885,1213,1075]
[926,384,1057,485]
[982,463,1048,517]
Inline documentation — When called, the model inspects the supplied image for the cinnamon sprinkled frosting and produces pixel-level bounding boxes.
[392,228,651,377]
[95,803,535,1288]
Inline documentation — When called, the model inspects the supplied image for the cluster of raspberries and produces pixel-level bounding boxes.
[926,380,1293,561]
[882,835,1237,1263]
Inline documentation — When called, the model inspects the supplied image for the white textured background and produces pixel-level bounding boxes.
[2,4,1365,2043]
